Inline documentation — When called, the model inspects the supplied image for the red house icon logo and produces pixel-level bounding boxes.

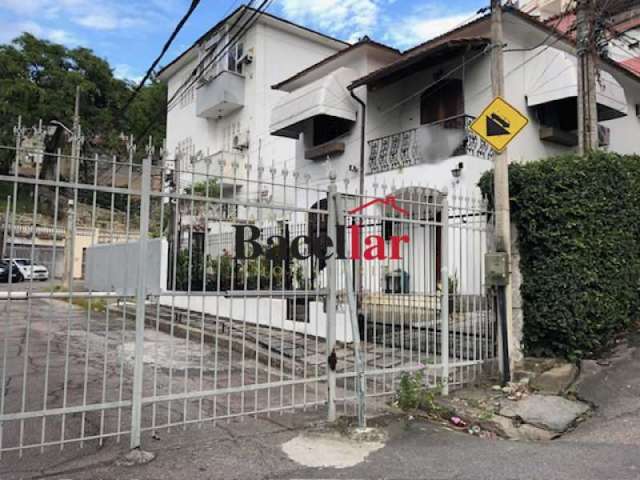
[348,195,410,217]
[347,195,410,261]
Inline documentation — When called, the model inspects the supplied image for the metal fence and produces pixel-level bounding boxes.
[0,122,496,457]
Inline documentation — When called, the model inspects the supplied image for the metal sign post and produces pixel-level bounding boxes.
[326,173,338,422]
[336,193,366,428]
[130,154,152,450]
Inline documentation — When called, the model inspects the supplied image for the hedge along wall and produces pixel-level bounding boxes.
[479,152,640,360]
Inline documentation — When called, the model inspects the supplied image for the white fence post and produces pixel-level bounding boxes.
[440,189,450,396]
[130,154,152,449]
[326,173,337,422]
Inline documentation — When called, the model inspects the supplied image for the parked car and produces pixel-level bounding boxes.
[0,260,23,283]
[4,258,49,281]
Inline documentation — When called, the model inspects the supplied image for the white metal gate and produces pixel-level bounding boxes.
[0,120,496,457]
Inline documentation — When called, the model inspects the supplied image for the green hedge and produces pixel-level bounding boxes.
[479,152,640,360]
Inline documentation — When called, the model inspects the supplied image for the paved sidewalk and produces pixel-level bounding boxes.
[2,405,640,480]
[2,296,639,479]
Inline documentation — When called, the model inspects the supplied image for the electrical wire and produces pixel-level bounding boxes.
[166,0,260,111]
[503,2,575,52]
[374,44,495,117]
[173,3,607,183]
[188,14,577,177]
[167,0,271,113]
[136,0,271,143]
[120,0,201,115]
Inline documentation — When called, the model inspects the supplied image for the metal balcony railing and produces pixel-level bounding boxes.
[367,114,494,175]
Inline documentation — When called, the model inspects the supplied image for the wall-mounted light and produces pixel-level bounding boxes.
[451,161,464,180]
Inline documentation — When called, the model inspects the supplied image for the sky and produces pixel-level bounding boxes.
[0,0,488,81]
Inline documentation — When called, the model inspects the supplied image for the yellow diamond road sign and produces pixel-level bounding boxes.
[469,96,528,153]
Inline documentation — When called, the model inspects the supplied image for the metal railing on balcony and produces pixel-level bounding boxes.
[367,115,494,175]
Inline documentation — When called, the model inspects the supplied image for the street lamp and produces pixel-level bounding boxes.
[48,120,72,135]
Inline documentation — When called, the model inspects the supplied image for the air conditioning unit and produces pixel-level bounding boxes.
[233,131,249,150]
[241,48,255,65]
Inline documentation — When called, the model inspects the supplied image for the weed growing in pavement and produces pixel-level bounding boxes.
[396,371,442,413]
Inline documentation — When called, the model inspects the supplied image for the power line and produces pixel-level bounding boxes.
[120,0,201,115]
[167,0,271,113]
[380,4,575,119]
[503,2,574,52]
[175,4,591,183]
[136,0,271,144]
[375,45,495,117]
[196,22,573,177]
[166,0,260,111]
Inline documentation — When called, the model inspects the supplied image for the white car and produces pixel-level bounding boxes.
[6,258,49,281]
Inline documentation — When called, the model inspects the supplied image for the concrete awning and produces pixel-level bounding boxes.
[526,48,628,120]
[270,67,358,138]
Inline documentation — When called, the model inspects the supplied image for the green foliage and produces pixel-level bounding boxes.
[0,182,33,214]
[0,33,166,171]
[396,371,441,412]
[479,152,640,359]
[184,179,221,198]
[175,250,288,292]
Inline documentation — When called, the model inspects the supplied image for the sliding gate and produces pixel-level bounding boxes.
[0,127,496,456]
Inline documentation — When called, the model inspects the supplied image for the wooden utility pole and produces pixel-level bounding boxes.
[491,0,512,382]
[576,0,599,154]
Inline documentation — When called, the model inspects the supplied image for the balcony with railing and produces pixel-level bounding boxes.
[195,70,245,119]
[367,115,493,175]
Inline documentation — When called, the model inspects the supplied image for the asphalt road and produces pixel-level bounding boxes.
[0,297,638,479]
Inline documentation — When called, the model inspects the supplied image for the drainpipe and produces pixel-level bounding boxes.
[349,88,366,197]
[350,87,366,339]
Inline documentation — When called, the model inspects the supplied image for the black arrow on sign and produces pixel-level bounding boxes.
[486,113,510,136]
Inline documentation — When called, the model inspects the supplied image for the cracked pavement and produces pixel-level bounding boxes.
[1,296,639,479]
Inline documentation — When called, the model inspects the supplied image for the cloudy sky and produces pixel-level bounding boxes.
[0,0,487,81]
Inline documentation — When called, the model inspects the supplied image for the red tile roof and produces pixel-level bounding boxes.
[348,6,640,91]
[620,56,640,76]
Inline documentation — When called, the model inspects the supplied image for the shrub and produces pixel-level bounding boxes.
[479,152,640,359]
[175,250,288,292]
[396,371,441,412]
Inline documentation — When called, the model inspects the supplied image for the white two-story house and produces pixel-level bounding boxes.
[158,5,348,200]
[270,6,640,196]
[267,6,640,307]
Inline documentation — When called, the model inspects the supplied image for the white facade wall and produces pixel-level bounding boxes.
[164,20,343,196]
[297,51,397,189]
[276,17,640,302]
[602,73,640,154]
[158,295,354,342]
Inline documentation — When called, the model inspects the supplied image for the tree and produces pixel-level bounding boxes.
[0,33,166,173]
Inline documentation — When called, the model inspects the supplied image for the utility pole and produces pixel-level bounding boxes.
[576,0,599,154]
[491,0,512,382]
